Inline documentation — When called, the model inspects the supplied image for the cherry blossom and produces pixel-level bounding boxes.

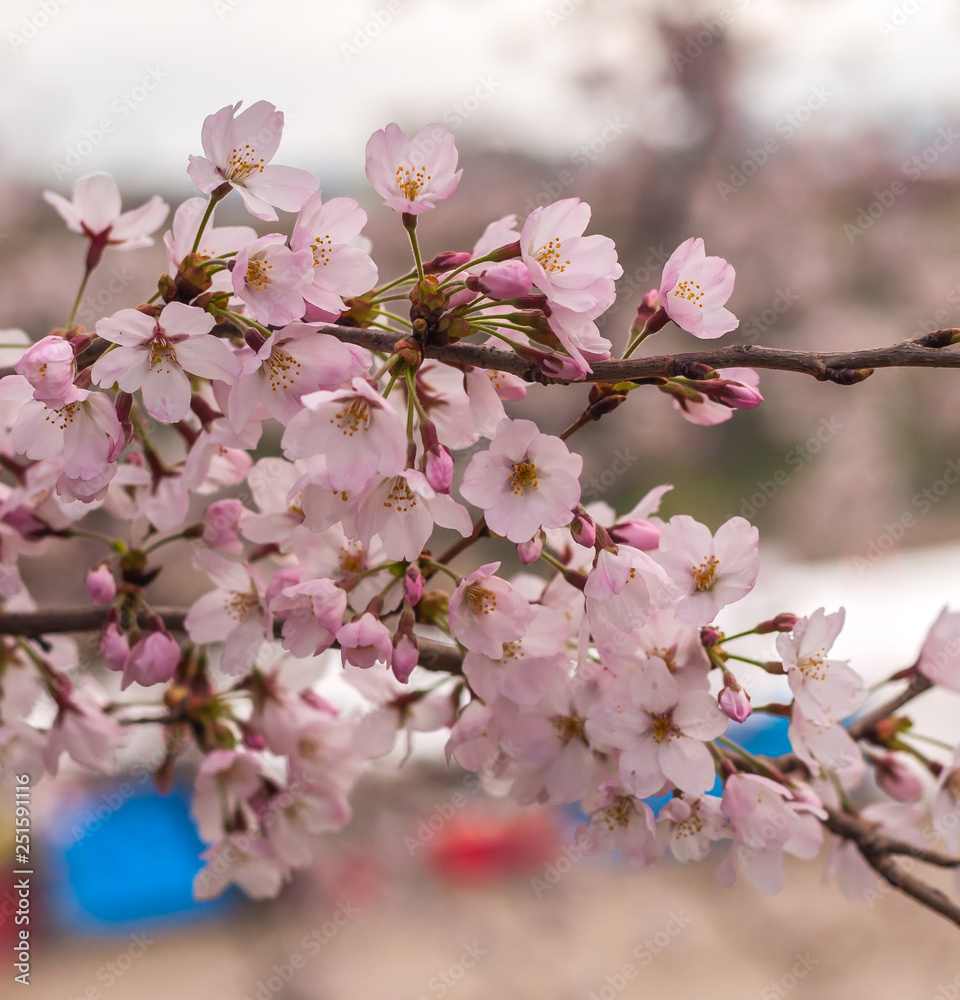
[188,101,319,222]
[575,783,659,867]
[659,237,738,339]
[655,515,760,625]
[656,794,729,861]
[15,336,76,408]
[231,234,313,327]
[92,302,241,422]
[365,123,462,214]
[460,418,583,543]
[917,606,960,691]
[44,172,168,265]
[448,562,535,659]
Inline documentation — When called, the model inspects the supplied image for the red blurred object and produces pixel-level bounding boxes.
[424,807,561,885]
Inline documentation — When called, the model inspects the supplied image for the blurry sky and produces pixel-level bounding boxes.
[2,0,960,192]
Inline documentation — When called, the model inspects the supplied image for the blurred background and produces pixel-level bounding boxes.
[4,0,960,995]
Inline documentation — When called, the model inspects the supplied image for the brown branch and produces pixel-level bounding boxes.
[0,606,463,674]
[324,326,960,385]
[824,807,960,929]
[847,671,933,742]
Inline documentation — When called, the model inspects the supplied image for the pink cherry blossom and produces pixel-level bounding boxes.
[194,834,287,901]
[575,783,659,867]
[460,418,583,543]
[659,237,738,339]
[290,191,378,314]
[203,498,247,553]
[281,377,406,492]
[85,563,116,605]
[656,794,729,861]
[184,550,271,675]
[365,123,462,214]
[93,302,241,422]
[336,613,393,669]
[655,515,760,625]
[123,629,181,690]
[188,101,319,222]
[788,709,864,784]
[15,336,76,408]
[778,608,863,724]
[232,235,313,327]
[716,773,824,894]
[917,606,960,691]
[719,684,752,723]
[192,748,266,841]
[584,545,677,637]
[269,576,347,657]
[448,562,534,659]
[586,660,728,797]
[227,323,367,430]
[520,199,622,313]
[356,469,471,561]
[44,688,126,776]
[43,172,168,265]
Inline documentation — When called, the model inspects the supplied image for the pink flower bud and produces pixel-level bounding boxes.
[203,498,246,553]
[570,510,596,548]
[719,685,752,723]
[517,531,544,564]
[336,613,393,669]
[423,251,472,274]
[86,563,116,606]
[100,622,130,672]
[124,631,180,689]
[700,378,764,410]
[392,634,419,683]
[475,260,533,300]
[700,626,722,648]
[608,519,661,551]
[755,613,799,634]
[424,443,454,494]
[631,290,661,333]
[874,754,924,803]
[403,564,425,606]
[15,335,76,407]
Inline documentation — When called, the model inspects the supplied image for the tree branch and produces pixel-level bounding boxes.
[846,671,933,742]
[0,607,463,674]
[325,327,960,384]
[824,806,960,930]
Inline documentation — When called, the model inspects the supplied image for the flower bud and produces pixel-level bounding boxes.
[473,260,532,300]
[570,509,596,548]
[403,564,425,606]
[755,613,799,634]
[700,626,722,648]
[699,378,764,409]
[423,251,472,274]
[124,629,180,689]
[86,563,117,606]
[203,498,246,553]
[517,531,545,564]
[392,634,419,683]
[719,683,752,723]
[15,335,76,408]
[632,290,660,331]
[874,754,924,803]
[100,622,130,673]
[608,519,660,551]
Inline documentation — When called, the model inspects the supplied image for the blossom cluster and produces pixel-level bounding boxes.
[0,101,958,913]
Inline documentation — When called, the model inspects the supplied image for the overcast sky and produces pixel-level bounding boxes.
[2,0,959,195]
